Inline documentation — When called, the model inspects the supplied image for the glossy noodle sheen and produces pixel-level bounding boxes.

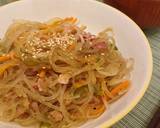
[0,17,133,128]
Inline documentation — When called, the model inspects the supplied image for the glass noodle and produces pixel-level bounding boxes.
[0,17,133,128]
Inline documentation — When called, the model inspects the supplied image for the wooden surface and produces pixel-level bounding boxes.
[104,0,160,28]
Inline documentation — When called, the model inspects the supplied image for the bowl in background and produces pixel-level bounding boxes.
[104,0,160,28]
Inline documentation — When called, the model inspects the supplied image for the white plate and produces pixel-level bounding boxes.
[0,0,152,128]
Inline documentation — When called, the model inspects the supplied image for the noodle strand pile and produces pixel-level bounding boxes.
[0,17,133,128]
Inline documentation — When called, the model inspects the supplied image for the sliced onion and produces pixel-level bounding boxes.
[97,63,120,77]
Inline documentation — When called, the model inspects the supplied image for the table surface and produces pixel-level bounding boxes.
[0,0,160,128]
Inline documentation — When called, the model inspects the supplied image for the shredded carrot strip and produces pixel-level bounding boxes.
[103,80,130,101]
[39,69,46,78]
[0,61,17,76]
[0,55,10,62]
[67,44,75,51]
[87,103,105,117]
[74,80,87,88]
[0,52,15,62]
[110,80,130,96]
[103,95,111,101]
[48,17,77,28]
[64,17,77,24]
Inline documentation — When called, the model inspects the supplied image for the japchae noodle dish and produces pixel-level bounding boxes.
[0,17,133,128]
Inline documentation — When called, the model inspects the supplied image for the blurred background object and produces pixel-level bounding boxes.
[0,0,17,6]
[104,0,160,28]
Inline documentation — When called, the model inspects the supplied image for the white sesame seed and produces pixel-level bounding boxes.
[89,42,92,45]
[19,36,24,39]
[32,55,36,58]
